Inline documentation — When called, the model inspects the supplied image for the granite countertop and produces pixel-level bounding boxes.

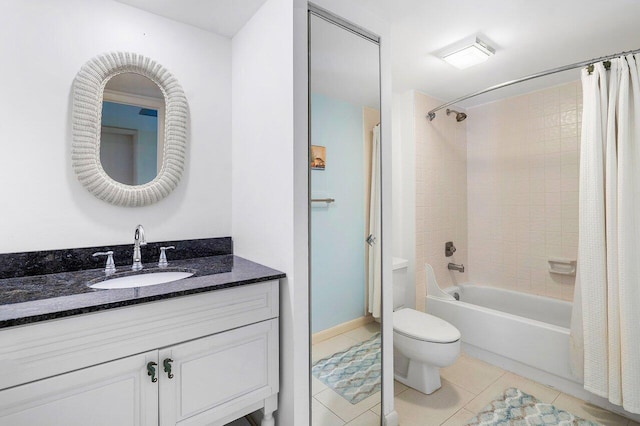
[0,255,285,328]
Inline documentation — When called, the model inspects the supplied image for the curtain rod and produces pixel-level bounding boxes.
[426,47,640,121]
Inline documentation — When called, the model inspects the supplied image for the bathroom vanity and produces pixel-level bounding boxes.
[0,240,283,426]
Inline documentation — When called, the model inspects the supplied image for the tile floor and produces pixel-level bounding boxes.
[394,353,635,426]
[311,324,637,426]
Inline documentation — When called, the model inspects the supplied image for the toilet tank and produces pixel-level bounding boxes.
[392,257,409,310]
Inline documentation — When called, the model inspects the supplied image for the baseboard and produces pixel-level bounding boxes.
[462,343,640,423]
[312,315,374,345]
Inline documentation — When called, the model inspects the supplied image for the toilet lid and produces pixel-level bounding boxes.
[393,308,461,343]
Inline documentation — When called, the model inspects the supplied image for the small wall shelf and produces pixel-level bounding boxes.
[548,258,576,276]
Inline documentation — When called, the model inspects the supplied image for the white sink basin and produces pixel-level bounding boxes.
[90,271,195,290]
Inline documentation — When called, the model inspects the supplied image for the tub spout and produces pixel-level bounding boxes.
[448,263,464,273]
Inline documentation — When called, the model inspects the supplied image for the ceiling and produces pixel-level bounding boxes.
[114,0,267,38]
[351,0,640,107]
[116,0,640,108]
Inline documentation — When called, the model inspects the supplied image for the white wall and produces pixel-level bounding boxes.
[231,0,309,424]
[0,0,231,253]
[392,91,416,310]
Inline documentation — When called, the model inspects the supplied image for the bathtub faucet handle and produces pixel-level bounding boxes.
[445,242,457,257]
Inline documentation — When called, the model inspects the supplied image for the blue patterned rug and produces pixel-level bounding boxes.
[312,333,381,404]
[466,388,601,425]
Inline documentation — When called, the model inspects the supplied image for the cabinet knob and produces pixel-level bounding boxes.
[147,362,158,383]
[163,358,174,379]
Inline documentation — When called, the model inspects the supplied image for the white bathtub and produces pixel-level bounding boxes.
[426,283,576,383]
[423,275,640,422]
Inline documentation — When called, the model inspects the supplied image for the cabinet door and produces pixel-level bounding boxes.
[0,351,158,426]
[160,319,278,426]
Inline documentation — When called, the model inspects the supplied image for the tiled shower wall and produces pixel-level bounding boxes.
[466,81,582,301]
[414,91,468,311]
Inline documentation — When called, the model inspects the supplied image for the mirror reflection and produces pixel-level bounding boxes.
[309,13,382,424]
[100,73,165,186]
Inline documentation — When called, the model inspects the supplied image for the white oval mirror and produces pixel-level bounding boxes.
[72,52,188,207]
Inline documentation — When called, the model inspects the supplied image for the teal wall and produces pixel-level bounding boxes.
[101,101,158,185]
[311,93,365,333]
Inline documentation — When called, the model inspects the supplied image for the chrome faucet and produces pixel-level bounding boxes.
[448,263,465,273]
[132,224,147,271]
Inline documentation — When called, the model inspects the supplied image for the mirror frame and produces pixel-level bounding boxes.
[72,52,188,207]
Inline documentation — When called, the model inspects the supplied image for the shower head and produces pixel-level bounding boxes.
[446,108,467,122]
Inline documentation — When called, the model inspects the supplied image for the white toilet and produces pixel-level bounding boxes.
[392,260,461,394]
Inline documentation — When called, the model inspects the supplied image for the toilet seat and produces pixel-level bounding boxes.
[393,308,460,343]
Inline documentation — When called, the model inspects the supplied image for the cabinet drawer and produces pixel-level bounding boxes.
[160,319,279,426]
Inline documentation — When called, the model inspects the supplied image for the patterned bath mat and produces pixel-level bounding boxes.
[466,388,601,425]
[312,333,381,405]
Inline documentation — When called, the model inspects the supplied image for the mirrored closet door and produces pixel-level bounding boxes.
[308,7,383,425]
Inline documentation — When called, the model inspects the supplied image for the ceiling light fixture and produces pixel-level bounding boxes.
[439,36,495,70]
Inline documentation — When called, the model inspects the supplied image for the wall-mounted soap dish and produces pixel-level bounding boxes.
[548,258,576,276]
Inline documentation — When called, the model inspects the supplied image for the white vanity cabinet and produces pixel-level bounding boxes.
[0,280,279,426]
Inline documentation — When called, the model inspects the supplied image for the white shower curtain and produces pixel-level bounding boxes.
[368,124,381,319]
[571,55,640,414]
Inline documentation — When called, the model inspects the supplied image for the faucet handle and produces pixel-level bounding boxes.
[93,251,116,275]
[158,246,175,268]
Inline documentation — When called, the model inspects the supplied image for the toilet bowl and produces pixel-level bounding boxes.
[393,308,461,394]
[392,260,460,394]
